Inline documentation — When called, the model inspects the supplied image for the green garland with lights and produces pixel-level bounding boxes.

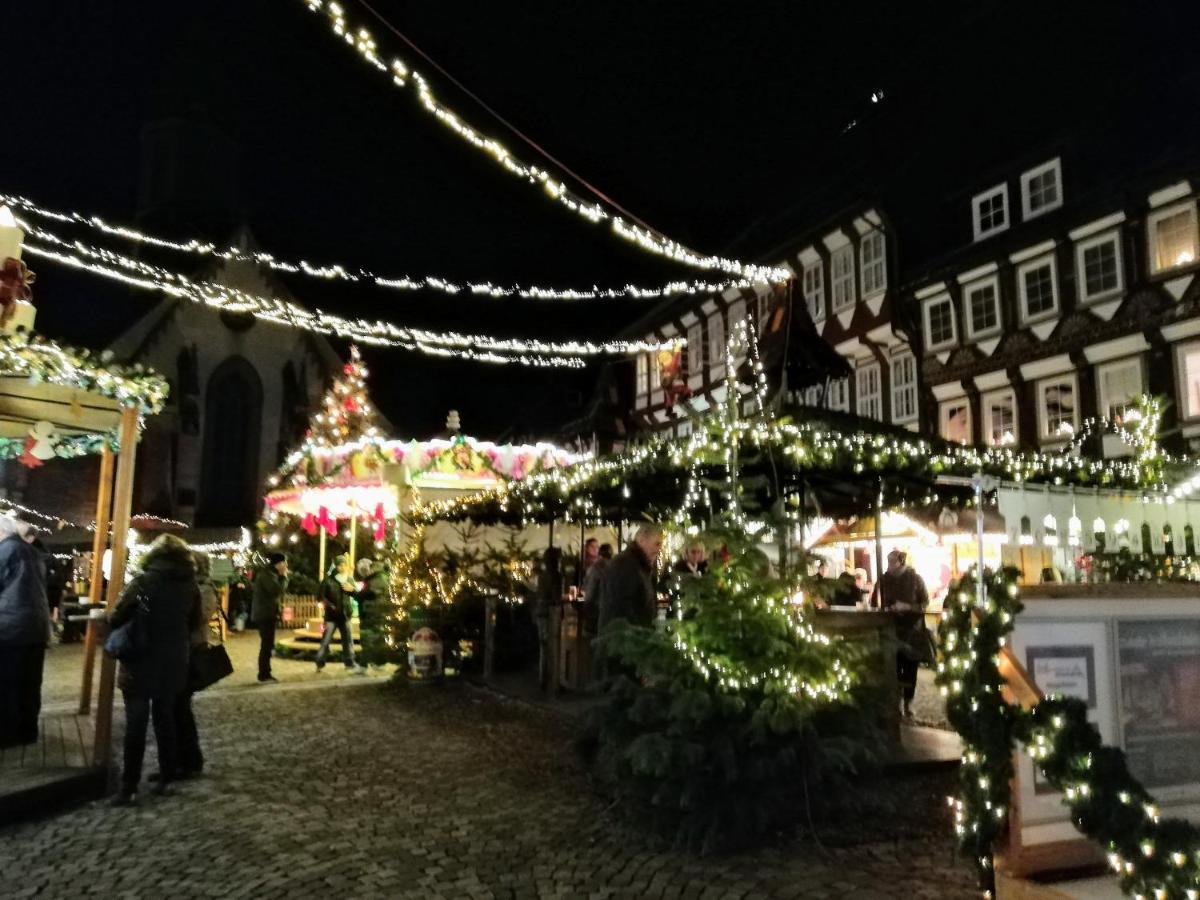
[938,569,1200,899]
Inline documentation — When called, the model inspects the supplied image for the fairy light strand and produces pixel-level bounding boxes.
[0,191,771,303]
[297,0,791,285]
[17,215,682,367]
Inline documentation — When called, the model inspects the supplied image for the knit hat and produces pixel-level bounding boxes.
[266,552,287,567]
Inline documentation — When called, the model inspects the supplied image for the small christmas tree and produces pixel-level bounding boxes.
[585,524,876,852]
[306,345,382,452]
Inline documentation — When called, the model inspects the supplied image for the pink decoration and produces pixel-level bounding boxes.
[301,513,318,536]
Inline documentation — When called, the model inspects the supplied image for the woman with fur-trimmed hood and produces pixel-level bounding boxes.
[108,534,200,805]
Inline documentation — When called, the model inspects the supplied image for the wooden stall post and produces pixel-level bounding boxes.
[483,592,496,680]
[78,445,115,715]
[874,477,885,605]
[92,406,140,768]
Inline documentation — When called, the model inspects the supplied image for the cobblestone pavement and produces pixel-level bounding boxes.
[4,675,974,899]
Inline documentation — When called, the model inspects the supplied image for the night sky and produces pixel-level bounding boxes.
[5,0,1197,440]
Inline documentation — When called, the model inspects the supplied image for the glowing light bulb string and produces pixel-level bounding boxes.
[298,0,791,285]
[17,214,682,368]
[0,191,768,303]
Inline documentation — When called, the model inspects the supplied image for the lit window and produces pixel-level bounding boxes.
[964,279,1001,339]
[1076,232,1123,302]
[1038,377,1077,439]
[925,296,956,349]
[803,261,824,320]
[1021,159,1062,219]
[1097,358,1143,421]
[983,389,1017,446]
[940,400,971,445]
[1019,257,1058,321]
[827,377,849,412]
[860,231,887,296]
[707,312,725,368]
[686,322,703,376]
[1149,203,1199,274]
[972,184,1009,241]
[1177,342,1200,419]
[831,245,856,312]
[635,352,649,397]
[890,354,917,423]
[856,364,882,420]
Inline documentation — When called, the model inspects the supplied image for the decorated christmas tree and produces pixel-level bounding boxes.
[306,345,382,450]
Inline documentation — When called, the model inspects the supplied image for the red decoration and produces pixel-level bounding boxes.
[0,257,34,328]
[373,503,386,542]
[317,506,337,535]
[657,348,691,404]
[301,513,318,536]
[18,435,43,469]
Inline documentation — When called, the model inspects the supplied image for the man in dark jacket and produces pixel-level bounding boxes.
[109,534,200,803]
[316,554,362,672]
[871,549,930,718]
[251,553,288,683]
[0,516,50,747]
[596,524,663,633]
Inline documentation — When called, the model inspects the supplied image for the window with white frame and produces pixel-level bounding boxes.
[1149,203,1199,273]
[827,377,849,412]
[860,231,887,296]
[1038,376,1077,439]
[686,322,703,375]
[677,421,692,438]
[1018,256,1058,321]
[924,295,956,350]
[635,352,649,398]
[831,245,855,312]
[1097,358,1143,421]
[1021,159,1062,219]
[856,364,882,420]
[972,184,1009,241]
[964,278,1001,339]
[983,389,1017,446]
[940,399,971,445]
[803,261,824,320]
[890,353,917,423]
[1076,232,1123,302]
[1176,342,1200,419]
[707,312,725,367]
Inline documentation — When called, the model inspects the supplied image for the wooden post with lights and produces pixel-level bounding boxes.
[78,445,115,715]
[92,405,140,768]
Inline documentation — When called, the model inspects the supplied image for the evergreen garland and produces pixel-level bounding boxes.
[939,568,1200,899]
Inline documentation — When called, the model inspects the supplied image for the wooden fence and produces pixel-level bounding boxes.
[280,594,321,629]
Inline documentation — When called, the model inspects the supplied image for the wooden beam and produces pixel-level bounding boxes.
[78,445,115,715]
[92,407,140,769]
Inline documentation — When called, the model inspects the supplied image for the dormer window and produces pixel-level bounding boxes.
[860,230,887,296]
[1148,202,1199,274]
[831,245,856,312]
[972,184,1009,241]
[1021,159,1062,220]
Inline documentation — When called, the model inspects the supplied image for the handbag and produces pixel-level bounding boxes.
[900,619,938,666]
[104,593,149,662]
[189,643,234,692]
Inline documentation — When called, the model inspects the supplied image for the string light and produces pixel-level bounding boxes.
[297,0,791,285]
[0,191,769,303]
[18,215,682,368]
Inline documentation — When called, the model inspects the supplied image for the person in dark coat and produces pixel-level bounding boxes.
[251,553,288,683]
[870,549,930,718]
[672,540,708,577]
[315,554,362,672]
[0,516,50,748]
[169,551,221,780]
[108,534,200,804]
[596,524,663,633]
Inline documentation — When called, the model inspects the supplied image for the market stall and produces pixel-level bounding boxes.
[0,206,168,767]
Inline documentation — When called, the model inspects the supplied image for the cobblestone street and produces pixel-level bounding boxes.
[3,659,974,900]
